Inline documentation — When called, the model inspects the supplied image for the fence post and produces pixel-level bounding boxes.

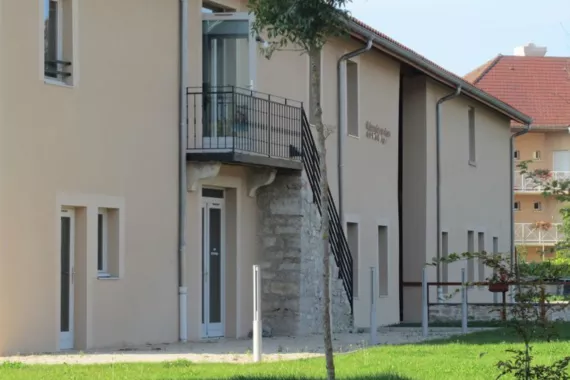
[461,268,468,334]
[253,265,262,362]
[422,267,428,337]
[370,267,378,346]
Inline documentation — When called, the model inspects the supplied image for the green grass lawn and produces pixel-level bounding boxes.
[1,324,570,380]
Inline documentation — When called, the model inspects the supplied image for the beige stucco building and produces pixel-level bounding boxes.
[0,0,531,355]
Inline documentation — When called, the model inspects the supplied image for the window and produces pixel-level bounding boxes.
[478,232,485,282]
[533,151,541,160]
[97,209,108,276]
[513,150,520,160]
[97,207,121,279]
[514,201,521,211]
[533,201,542,211]
[346,222,359,298]
[467,231,475,282]
[43,0,74,84]
[468,107,476,165]
[378,225,389,296]
[442,232,449,294]
[493,237,498,254]
[347,60,359,137]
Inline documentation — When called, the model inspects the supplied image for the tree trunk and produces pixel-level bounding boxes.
[309,46,335,380]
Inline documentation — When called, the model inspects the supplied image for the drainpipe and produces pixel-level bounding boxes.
[510,123,531,301]
[337,38,373,227]
[178,0,189,342]
[435,86,461,302]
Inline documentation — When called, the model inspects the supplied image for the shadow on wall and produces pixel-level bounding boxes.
[230,375,415,380]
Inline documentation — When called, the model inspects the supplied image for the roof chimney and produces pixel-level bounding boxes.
[514,43,547,57]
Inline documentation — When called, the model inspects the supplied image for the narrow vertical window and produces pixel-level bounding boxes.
[468,107,476,164]
[467,231,475,282]
[347,222,359,298]
[98,209,108,276]
[493,237,498,254]
[442,232,449,294]
[347,60,359,137]
[378,226,389,296]
[478,232,485,282]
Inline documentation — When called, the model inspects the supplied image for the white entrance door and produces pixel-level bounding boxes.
[60,207,75,350]
[553,150,570,171]
[202,12,256,149]
[201,188,225,338]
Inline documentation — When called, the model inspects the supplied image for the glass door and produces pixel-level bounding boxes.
[202,13,255,149]
[201,191,225,338]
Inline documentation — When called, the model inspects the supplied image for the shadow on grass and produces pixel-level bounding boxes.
[229,375,414,380]
[418,322,570,346]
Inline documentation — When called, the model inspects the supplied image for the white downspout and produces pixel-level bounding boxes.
[178,0,189,342]
[435,86,461,302]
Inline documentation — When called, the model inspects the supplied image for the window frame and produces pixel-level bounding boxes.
[346,58,360,138]
[97,208,109,277]
[533,201,542,212]
[514,201,521,211]
[44,0,64,82]
[513,150,520,160]
[533,150,542,160]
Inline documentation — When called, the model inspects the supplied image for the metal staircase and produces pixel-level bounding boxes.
[301,109,354,313]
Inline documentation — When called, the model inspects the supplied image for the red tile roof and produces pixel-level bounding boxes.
[465,55,570,128]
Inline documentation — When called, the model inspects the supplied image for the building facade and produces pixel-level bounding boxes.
[0,0,530,355]
[466,44,570,262]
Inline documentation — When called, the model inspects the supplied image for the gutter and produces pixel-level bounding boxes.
[347,21,532,126]
[435,86,462,301]
[510,123,531,301]
[337,39,373,227]
[178,0,188,342]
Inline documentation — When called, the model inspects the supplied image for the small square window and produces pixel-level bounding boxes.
[514,150,520,160]
[533,151,541,160]
[533,202,542,211]
[514,201,521,211]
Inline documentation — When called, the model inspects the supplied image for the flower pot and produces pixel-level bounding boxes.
[489,283,509,293]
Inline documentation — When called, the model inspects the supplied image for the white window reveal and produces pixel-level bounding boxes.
[43,0,76,85]
[97,207,121,279]
[514,201,521,211]
[533,201,542,211]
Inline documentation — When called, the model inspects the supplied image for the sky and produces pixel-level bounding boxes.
[347,0,570,76]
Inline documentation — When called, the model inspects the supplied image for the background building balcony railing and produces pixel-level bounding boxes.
[514,170,570,192]
[515,222,564,245]
[186,86,303,167]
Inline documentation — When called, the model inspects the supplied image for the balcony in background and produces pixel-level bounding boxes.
[514,171,570,192]
[186,86,303,171]
[515,223,564,245]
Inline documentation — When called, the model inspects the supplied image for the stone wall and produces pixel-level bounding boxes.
[429,303,570,323]
[257,171,352,336]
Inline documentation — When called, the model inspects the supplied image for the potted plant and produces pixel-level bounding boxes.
[488,269,509,293]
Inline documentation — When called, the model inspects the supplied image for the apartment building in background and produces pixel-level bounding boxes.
[466,43,570,262]
[0,0,531,355]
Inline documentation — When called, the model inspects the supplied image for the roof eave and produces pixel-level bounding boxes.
[347,21,533,126]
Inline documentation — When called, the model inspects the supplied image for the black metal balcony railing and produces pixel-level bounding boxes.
[186,86,303,161]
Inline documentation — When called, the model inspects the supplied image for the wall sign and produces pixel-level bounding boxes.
[365,121,391,144]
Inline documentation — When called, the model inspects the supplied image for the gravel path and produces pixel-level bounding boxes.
[1,327,494,365]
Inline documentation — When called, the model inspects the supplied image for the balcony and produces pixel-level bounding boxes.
[514,170,570,192]
[186,86,303,171]
[515,223,564,245]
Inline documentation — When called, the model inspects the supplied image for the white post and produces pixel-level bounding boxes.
[369,267,378,345]
[422,267,428,337]
[252,265,262,362]
[461,268,468,334]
